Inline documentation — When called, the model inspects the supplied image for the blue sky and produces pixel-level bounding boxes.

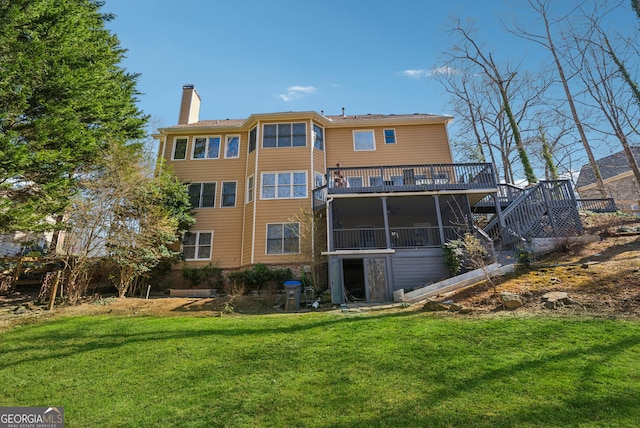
[104,0,639,176]
[104,0,533,126]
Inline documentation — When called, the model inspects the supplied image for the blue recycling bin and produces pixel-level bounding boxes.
[283,280,302,311]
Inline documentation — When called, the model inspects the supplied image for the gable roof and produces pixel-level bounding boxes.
[575,146,640,188]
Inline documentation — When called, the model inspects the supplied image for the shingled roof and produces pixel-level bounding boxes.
[575,146,640,188]
[163,112,451,131]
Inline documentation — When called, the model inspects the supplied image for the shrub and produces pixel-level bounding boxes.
[182,264,224,289]
[226,264,293,294]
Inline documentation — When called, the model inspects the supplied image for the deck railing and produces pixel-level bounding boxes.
[332,226,462,251]
[322,163,496,195]
[577,198,617,213]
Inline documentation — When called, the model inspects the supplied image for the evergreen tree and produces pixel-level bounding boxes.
[0,0,147,233]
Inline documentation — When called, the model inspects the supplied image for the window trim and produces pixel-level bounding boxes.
[191,135,222,159]
[248,127,257,153]
[182,231,213,261]
[220,181,237,208]
[172,137,189,160]
[262,122,307,148]
[383,128,396,144]
[265,222,300,255]
[260,171,308,200]
[225,135,241,159]
[313,123,324,151]
[246,175,255,203]
[188,182,216,208]
[353,129,376,151]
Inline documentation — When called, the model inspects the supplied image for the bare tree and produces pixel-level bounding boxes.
[508,0,608,197]
[441,20,539,184]
[569,20,640,198]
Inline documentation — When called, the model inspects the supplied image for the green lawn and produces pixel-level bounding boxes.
[1,311,639,427]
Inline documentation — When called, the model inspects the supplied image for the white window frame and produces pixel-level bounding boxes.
[262,122,307,148]
[248,127,257,153]
[260,171,308,200]
[191,135,221,159]
[353,130,376,151]
[266,223,300,255]
[383,128,396,144]
[188,182,216,208]
[246,175,255,203]
[313,123,324,150]
[182,231,213,260]
[220,181,237,208]
[225,135,240,158]
[172,137,189,160]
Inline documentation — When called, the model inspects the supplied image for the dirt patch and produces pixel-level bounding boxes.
[2,213,640,327]
[443,213,640,317]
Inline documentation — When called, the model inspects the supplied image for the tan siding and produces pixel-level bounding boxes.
[242,152,257,266]
[252,198,313,264]
[190,207,243,268]
[325,124,451,167]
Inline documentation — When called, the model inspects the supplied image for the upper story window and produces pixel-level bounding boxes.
[383,129,396,144]
[261,171,307,199]
[353,130,376,151]
[221,181,237,208]
[313,124,324,150]
[188,182,216,208]
[192,136,221,159]
[225,135,240,158]
[172,137,188,160]
[263,123,306,148]
[248,127,257,153]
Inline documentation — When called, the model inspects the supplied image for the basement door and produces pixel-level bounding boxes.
[364,258,388,302]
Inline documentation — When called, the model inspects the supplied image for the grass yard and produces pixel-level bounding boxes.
[1,311,640,427]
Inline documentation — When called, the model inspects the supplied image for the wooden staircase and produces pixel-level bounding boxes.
[481,180,583,249]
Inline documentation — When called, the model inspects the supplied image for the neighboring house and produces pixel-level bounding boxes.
[0,230,53,257]
[575,147,640,214]
[157,85,579,303]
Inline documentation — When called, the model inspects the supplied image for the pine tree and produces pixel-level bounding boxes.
[0,0,147,233]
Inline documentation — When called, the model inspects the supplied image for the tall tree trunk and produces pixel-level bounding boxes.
[540,8,608,197]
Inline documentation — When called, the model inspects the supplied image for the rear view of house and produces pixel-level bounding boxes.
[157,85,576,304]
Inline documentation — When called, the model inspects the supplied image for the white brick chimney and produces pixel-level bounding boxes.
[178,84,201,125]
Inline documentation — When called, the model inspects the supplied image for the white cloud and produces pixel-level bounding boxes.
[279,85,317,101]
[399,66,458,79]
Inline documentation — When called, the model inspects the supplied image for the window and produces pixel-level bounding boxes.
[263,123,307,148]
[172,137,188,160]
[349,177,363,188]
[266,223,299,255]
[188,183,216,208]
[225,135,240,158]
[248,127,257,153]
[221,181,237,207]
[261,172,307,199]
[384,129,396,144]
[182,231,212,260]
[353,130,376,151]
[314,172,324,201]
[313,124,324,150]
[369,177,383,186]
[246,175,255,203]
[192,136,221,159]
